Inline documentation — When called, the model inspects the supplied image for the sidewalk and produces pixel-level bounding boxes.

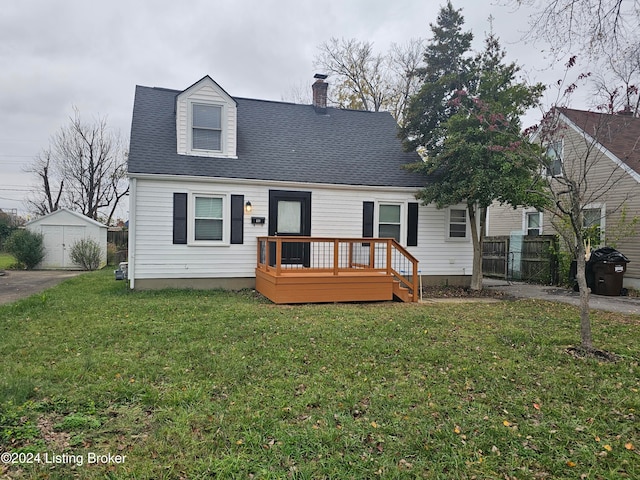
[483,278,640,315]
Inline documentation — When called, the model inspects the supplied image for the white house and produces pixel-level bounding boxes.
[126,75,475,298]
[26,208,107,270]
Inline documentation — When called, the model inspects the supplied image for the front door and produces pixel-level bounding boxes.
[269,190,311,267]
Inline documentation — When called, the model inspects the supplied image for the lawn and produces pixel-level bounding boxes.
[0,253,17,269]
[1,270,638,479]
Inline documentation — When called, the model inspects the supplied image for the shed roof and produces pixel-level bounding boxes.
[128,83,430,188]
[26,208,107,228]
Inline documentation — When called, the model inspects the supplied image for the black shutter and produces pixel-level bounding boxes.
[363,201,374,238]
[407,202,418,246]
[231,195,244,244]
[173,193,188,244]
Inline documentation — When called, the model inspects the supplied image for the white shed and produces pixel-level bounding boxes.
[26,209,108,270]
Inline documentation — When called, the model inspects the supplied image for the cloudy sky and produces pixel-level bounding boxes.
[1,0,572,219]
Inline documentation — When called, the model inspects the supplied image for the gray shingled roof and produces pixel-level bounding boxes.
[128,84,431,188]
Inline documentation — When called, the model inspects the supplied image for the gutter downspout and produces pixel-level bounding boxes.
[128,177,136,289]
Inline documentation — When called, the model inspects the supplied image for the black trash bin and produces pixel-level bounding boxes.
[589,247,630,296]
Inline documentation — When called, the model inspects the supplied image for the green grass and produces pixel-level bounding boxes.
[0,252,17,269]
[1,270,638,479]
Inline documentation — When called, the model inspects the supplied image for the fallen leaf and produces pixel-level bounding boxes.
[625,442,635,450]
[604,444,612,451]
[371,421,379,428]
[454,425,461,434]
[503,420,512,427]
[566,461,576,467]
[533,403,540,410]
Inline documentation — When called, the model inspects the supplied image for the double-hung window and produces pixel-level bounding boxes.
[526,211,542,236]
[194,196,224,241]
[545,141,563,177]
[583,206,604,247]
[192,104,222,152]
[378,204,401,242]
[448,208,467,239]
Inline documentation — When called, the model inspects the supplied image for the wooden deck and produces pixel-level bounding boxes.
[255,237,419,304]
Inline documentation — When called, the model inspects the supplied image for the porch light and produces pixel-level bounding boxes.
[245,201,252,213]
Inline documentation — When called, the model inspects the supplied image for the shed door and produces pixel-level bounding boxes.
[63,226,86,268]
[41,225,86,268]
[268,190,311,266]
[42,225,64,268]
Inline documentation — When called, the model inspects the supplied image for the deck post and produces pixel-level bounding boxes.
[412,264,419,302]
[386,239,392,275]
[257,238,261,269]
[369,241,375,268]
[275,237,282,276]
[333,239,339,276]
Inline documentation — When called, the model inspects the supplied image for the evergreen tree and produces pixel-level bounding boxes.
[400,1,473,154]
[402,6,545,290]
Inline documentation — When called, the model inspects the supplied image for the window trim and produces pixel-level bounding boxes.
[544,140,563,177]
[189,193,230,246]
[523,209,543,236]
[187,100,226,156]
[374,201,405,244]
[377,202,403,243]
[583,203,606,245]
[446,206,469,241]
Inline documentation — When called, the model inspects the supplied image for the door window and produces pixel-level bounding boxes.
[277,201,302,234]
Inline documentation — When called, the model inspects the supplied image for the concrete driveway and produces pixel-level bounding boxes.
[485,278,640,315]
[0,270,82,305]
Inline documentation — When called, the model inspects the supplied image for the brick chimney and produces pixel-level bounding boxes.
[312,73,328,113]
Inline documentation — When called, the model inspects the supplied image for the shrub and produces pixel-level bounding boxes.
[70,239,103,271]
[106,242,118,266]
[0,219,16,251]
[5,230,45,270]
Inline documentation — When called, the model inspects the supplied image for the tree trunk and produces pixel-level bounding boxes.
[575,241,593,350]
[468,204,484,291]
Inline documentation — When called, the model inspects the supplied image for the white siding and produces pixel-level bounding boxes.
[176,80,237,157]
[130,177,474,281]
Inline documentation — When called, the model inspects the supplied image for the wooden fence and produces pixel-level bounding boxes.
[483,235,559,284]
[107,229,128,265]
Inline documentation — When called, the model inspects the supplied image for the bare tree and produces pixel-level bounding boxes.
[281,81,312,104]
[508,0,640,58]
[26,108,128,225]
[25,150,64,217]
[314,37,424,123]
[591,46,640,115]
[387,39,426,124]
[532,106,636,352]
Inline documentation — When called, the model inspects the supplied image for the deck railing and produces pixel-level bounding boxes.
[257,237,419,302]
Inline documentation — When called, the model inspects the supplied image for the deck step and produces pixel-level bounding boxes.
[392,280,411,303]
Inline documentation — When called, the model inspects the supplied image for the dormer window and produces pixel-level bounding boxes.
[176,76,238,158]
[192,104,222,151]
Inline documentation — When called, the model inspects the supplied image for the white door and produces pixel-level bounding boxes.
[62,226,86,268]
[41,225,64,268]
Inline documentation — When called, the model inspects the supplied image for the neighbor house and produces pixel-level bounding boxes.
[126,75,475,302]
[488,107,640,288]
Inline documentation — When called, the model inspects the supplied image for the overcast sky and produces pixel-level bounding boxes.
[1,0,574,218]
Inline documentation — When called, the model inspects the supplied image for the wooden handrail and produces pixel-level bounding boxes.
[256,236,420,301]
